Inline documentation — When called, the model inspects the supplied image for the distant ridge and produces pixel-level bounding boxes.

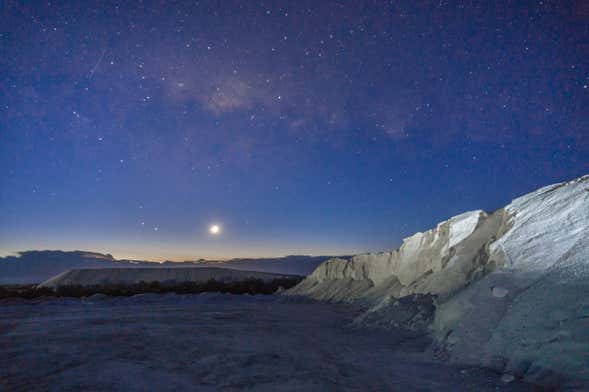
[0,250,338,284]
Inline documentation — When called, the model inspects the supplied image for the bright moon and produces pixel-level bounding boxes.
[209,224,221,235]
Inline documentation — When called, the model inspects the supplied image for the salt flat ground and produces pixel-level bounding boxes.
[0,293,536,391]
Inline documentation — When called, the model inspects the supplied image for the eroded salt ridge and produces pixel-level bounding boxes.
[289,208,505,301]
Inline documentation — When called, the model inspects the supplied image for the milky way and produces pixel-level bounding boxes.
[1,1,587,260]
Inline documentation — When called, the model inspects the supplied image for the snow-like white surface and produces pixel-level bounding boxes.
[490,174,589,271]
[448,211,483,248]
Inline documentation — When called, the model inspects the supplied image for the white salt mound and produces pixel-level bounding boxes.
[287,174,589,388]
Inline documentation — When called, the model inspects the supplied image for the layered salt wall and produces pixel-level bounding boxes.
[288,175,589,388]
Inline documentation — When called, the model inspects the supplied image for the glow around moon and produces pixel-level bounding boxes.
[209,224,221,235]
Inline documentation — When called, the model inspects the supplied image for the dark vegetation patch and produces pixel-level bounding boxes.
[0,277,303,300]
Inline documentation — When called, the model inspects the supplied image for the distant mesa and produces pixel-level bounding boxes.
[37,267,299,289]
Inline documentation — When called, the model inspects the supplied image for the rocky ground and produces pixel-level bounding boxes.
[0,293,537,391]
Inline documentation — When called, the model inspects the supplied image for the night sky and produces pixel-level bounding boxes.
[1,1,588,260]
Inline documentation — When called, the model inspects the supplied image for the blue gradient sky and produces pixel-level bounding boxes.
[1,1,588,260]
